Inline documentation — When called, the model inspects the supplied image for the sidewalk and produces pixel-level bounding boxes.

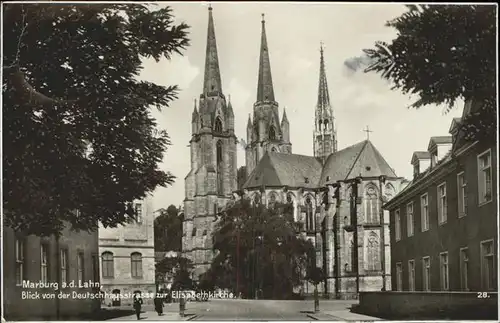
[307,310,381,321]
[108,310,197,321]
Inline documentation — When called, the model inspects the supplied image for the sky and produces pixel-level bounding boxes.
[138,2,464,211]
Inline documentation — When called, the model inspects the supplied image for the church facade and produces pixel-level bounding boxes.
[182,7,408,299]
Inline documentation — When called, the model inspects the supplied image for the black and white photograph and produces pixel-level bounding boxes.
[2,1,498,321]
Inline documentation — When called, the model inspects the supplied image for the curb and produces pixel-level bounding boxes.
[185,314,199,321]
[306,313,341,321]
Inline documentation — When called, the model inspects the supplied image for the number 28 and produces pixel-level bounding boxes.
[477,292,489,298]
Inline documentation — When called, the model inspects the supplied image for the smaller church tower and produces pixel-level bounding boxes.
[246,14,292,177]
[313,44,337,165]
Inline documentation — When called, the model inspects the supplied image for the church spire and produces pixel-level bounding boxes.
[202,5,222,96]
[317,42,330,108]
[256,13,275,103]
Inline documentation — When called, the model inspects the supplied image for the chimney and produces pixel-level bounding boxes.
[411,151,431,179]
[428,136,453,167]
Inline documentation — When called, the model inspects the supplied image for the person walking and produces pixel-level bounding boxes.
[133,292,143,320]
[154,293,164,316]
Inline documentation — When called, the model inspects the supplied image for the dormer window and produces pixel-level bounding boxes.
[413,164,420,178]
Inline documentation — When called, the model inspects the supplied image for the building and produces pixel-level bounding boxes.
[98,195,156,306]
[384,99,497,293]
[3,224,100,320]
[182,6,406,299]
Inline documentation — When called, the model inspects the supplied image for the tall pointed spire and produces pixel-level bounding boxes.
[256,13,275,103]
[281,107,289,124]
[317,42,330,108]
[203,5,222,96]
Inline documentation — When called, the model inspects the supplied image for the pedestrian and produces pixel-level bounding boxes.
[154,293,164,316]
[133,292,143,320]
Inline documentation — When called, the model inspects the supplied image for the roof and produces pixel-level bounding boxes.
[411,151,431,164]
[428,136,453,150]
[449,117,462,134]
[319,140,397,186]
[243,152,322,189]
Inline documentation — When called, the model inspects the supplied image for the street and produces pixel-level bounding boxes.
[109,299,380,321]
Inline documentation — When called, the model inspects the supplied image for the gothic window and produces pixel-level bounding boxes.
[286,193,293,204]
[200,116,204,128]
[268,192,277,208]
[384,183,395,201]
[324,119,329,131]
[365,185,379,224]
[318,120,322,131]
[305,196,314,233]
[366,232,381,271]
[214,117,223,133]
[253,193,261,205]
[216,140,223,195]
[269,126,276,140]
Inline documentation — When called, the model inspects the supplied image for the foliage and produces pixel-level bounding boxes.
[306,266,325,286]
[3,3,189,236]
[156,255,194,279]
[210,198,314,299]
[154,204,183,251]
[364,5,496,143]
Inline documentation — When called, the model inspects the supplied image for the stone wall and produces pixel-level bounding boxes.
[357,291,498,320]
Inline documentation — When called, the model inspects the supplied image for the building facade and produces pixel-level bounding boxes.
[3,224,100,320]
[98,195,156,306]
[384,100,497,293]
[182,6,406,299]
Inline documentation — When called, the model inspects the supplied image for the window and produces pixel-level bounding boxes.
[131,252,143,278]
[408,260,415,291]
[269,126,276,140]
[214,117,223,133]
[135,203,143,224]
[102,252,114,278]
[477,150,492,205]
[268,192,277,208]
[421,194,429,231]
[406,202,414,237]
[422,256,431,291]
[365,186,379,224]
[396,263,403,291]
[77,251,84,283]
[481,240,496,290]
[216,140,223,195]
[440,252,449,291]
[431,152,438,167]
[460,248,469,291]
[437,183,447,224]
[366,232,380,271]
[457,172,467,217]
[395,209,401,241]
[15,238,24,286]
[305,197,314,232]
[60,249,69,284]
[192,227,197,237]
[41,244,48,283]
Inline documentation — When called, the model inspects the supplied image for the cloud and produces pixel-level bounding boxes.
[343,54,375,73]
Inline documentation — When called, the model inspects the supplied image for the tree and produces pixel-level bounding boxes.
[364,5,496,144]
[156,255,194,288]
[3,4,189,236]
[211,198,313,299]
[154,204,183,252]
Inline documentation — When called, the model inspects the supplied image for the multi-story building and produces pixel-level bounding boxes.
[384,100,497,292]
[3,224,100,320]
[98,195,156,306]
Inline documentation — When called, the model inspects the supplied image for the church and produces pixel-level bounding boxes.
[182,6,408,299]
